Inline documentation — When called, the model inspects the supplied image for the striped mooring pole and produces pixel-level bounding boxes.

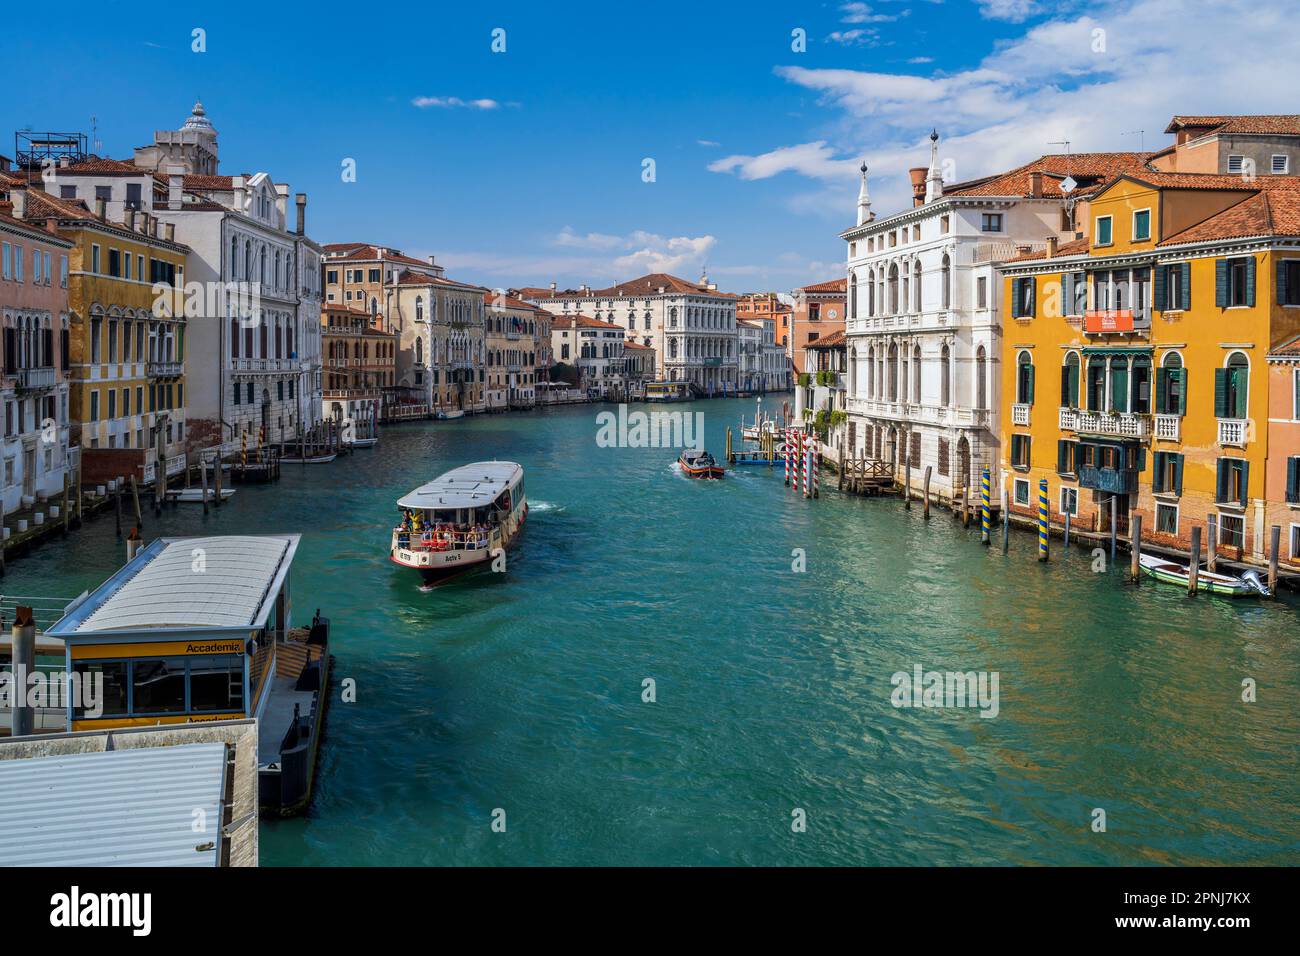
[796,430,805,497]
[1037,477,1050,561]
[811,434,820,499]
[784,428,791,486]
[980,467,991,545]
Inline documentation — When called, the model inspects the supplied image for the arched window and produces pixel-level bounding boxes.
[911,344,921,404]
[867,269,876,316]
[976,346,987,410]
[1016,350,1035,405]
[941,344,951,406]
[231,237,239,278]
[888,342,899,400]
[1221,351,1249,419]
[941,255,952,310]
[1158,352,1185,415]
[913,262,923,313]
[415,336,423,365]
[415,296,424,322]
[849,271,858,319]
[901,264,910,314]
[1062,351,1080,409]
[849,346,858,394]
[866,345,875,397]
[888,263,899,314]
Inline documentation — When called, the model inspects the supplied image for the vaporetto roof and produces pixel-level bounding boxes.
[397,461,522,510]
[48,535,299,636]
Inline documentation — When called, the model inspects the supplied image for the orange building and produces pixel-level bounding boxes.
[790,278,846,377]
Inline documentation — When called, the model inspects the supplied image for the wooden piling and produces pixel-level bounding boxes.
[1188,526,1201,595]
[1269,525,1280,597]
[903,455,911,509]
[1001,486,1010,553]
[1062,508,1071,550]
[60,472,70,537]
[1130,513,1142,583]
[962,484,970,527]
[75,465,83,527]
[1108,496,1117,566]
[114,481,122,536]
[922,465,932,519]
[1206,515,1217,574]
[214,450,224,506]
[200,457,210,514]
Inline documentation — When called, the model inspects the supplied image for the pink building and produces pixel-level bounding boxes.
[0,191,74,519]
[1265,336,1300,569]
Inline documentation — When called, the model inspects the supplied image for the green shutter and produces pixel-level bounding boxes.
[1239,460,1249,506]
[1060,364,1070,406]
[1174,454,1184,496]
[1152,452,1164,492]
[1011,278,1022,316]
[1153,264,1166,311]
[1110,366,1128,413]
[1234,367,1248,418]
[1180,262,1191,310]
[1057,439,1068,473]
[1215,259,1228,307]
[1278,259,1290,306]
[1026,363,1035,404]
[1245,256,1256,307]
[1155,368,1167,413]
[1287,457,1299,503]
[1214,368,1228,417]
[1177,368,1188,416]
[1216,459,1227,502]
[1069,361,1079,408]
[1027,279,1036,317]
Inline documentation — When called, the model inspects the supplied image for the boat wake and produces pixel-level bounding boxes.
[530,500,565,514]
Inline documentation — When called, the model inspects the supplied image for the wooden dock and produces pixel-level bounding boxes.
[839,456,896,495]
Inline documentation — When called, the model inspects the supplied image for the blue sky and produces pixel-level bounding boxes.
[2,0,1294,292]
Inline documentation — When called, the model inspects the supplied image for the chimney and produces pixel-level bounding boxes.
[95,196,106,220]
[165,223,175,242]
[1045,235,1058,258]
[11,188,26,219]
[125,208,136,230]
[140,212,151,235]
[549,281,556,296]
[0,154,10,172]
[909,167,927,207]
[166,163,184,209]
[1029,171,1045,198]
[427,254,436,266]
[295,192,306,235]
[59,156,70,169]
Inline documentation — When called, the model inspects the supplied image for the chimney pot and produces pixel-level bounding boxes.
[1029,171,1045,198]
[1045,235,1059,258]
[165,223,175,242]
[95,196,106,220]
[909,167,927,207]
[295,193,306,235]
[126,209,136,230]
[12,189,26,219]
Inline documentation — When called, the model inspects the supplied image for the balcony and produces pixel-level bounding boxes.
[1217,418,1248,446]
[147,361,183,379]
[1012,403,1031,427]
[1076,409,1151,440]
[955,407,990,429]
[1154,414,1181,442]
[1059,407,1078,431]
[1078,464,1138,494]
[16,366,56,391]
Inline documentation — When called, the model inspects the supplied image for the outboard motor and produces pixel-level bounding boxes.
[1241,569,1271,597]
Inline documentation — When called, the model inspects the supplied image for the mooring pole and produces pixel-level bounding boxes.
[1130,513,1142,583]
[1108,496,1117,567]
[1207,515,1218,574]
[980,467,991,545]
[1188,526,1201,595]
[1037,477,1049,562]
[1001,486,1010,553]
[1269,525,1281,597]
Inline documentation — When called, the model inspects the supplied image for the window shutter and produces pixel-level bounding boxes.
[1180,262,1191,310]
[1155,368,1167,413]
[1176,368,1188,416]
[43,328,53,366]
[1110,366,1128,413]
[1235,367,1248,419]
[60,329,69,371]
[1215,259,1228,307]
[1216,459,1227,502]
[1026,363,1035,404]
[1011,278,1021,315]
[1239,460,1249,507]
[1061,273,1073,315]
[1152,452,1164,492]
[1070,362,1079,408]
[1153,264,1166,311]
[3,328,14,374]
[1174,454,1184,496]
[1278,259,1290,306]
[1028,279,1036,317]
[1057,439,1067,473]
[1245,256,1256,307]
[1287,457,1299,503]
[1213,368,1228,417]
[1060,364,1070,406]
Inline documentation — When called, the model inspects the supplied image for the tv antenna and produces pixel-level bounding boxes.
[1121,129,1145,151]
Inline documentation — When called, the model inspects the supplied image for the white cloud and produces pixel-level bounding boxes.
[710,0,1300,218]
[696,139,721,147]
[411,96,501,110]
[907,56,934,64]
[839,2,901,23]
[977,0,1042,22]
[827,29,879,47]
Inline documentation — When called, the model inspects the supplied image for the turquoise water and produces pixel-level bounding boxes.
[9,397,1299,865]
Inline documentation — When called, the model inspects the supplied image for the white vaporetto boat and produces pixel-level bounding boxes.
[390,461,527,587]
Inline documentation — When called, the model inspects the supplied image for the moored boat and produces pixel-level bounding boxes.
[390,461,527,587]
[678,448,724,479]
[1137,553,1271,597]
[166,487,236,503]
[434,407,465,420]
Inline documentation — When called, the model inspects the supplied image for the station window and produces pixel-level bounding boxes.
[189,655,245,712]
[131,658,188,714]
[71,661,129,718]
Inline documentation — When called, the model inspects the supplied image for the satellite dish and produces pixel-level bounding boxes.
[1060,175,1078,194]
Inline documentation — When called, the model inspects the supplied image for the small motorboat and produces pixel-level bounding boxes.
[346,436,378,449]
[1138,553,1271,597]
[678,448,724,479]
[434,408,465,421]
[166,488,236,503]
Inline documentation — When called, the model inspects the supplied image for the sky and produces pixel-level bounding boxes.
[2,0,1298,294]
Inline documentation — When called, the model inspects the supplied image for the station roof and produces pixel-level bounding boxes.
[0,742,227,866]
[47,535,299,638]
[397,461,522,510]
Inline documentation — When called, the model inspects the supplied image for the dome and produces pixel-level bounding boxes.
[181,100,216,135]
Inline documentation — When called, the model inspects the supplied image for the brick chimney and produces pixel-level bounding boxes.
[295,192,306,235]
[95,196,106,220]
[1045,235,1059,258]
[1029,171,1045,198]
[11,188,26,219]
[166,164,184,210]
[165,223,175,242]
[909,167,927,207]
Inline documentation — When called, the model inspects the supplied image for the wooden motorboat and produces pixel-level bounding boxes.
[390,461,527,587]
[1138,553,1270,597]
[346,436,378,449]
[279,452,338,464]
[434,408,465,421]
[678,448,724,479]
[166,487,236,503]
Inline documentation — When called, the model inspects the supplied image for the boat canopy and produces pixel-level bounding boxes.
[397,461,522,510]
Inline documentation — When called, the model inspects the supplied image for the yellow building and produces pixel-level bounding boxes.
[26,192,189,471]
[998,172,1300,564]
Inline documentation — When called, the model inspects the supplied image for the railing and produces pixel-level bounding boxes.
[1218,418,1247,446]
[1059,407,1078,431]
[1078,464,1138,494]
[147,360,183,378]
[1076,409,1151,440]
[955,407,990,428]
[393,527,494,552]
[1154,414,1181,442]
[16,367,56,390]
[1012,403,1031,426]
[165,454,186,477]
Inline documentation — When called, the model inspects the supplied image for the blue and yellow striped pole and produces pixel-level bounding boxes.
[980,467,991,545]
[1038,477,1050,561]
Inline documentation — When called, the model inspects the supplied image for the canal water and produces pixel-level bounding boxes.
[9,397,1298,865]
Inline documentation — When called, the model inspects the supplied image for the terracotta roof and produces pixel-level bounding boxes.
[0,208,73,243]
[52,157,150,176]
[323,302,371,316]
[1120,171,1268,192]
[1268,334,1300,358]
[794,277,846,294]
[21,189,94,221]
[393,268,486,292]
[180,174,235,191]
[623,340,653,350]
[483,291,541,311]
[1002,236,1091,263]
[1157,187,1300,245]
[806,330,847,349]
[538,273,733,299]
[552,313,623,331]
[945,152,1155,199]
[323,243,437,269]
[1165,115,1300,136]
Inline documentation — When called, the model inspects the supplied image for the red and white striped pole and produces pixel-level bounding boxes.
[784,428,791,486]
[797,430,805,497]
[810,433,820,499]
